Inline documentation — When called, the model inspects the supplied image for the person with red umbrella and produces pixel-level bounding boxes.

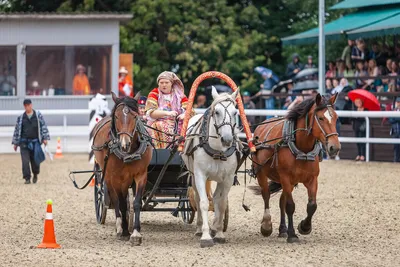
[352,98,368,161]
[389,97,400,162]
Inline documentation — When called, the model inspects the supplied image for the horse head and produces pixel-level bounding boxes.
[210,86,239,148]
[111,91,141,152]
[310,93,341,157]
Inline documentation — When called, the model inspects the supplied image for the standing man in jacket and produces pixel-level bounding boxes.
[389,97,400,162]
[12,99,50,184]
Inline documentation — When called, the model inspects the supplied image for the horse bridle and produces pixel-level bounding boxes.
[307,104,339,143]
[211,98,237,138]
[112,103,139,141]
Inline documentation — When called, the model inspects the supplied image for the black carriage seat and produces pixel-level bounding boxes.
[146,149,188,193]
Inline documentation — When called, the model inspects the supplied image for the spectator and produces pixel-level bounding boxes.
[341,39,354,68]
[118,66,133,97]
[255,70,280,119]
[12,99,50,184]
[369,42,384,66]
[331,78,341,94]
[365,59,379,91]
[73,64,91,95]
[352,38,368,62]
[304,55,316,69]
[0,67,16,96]
[389,60,399,91]
[287,95,303,110]
[389,97,400,162]
[326,61,337,78]
[326,78,333,93]
[336,59,346,78]
[344,61,355,87]
[282,82,295,110]
[194,93,207,108]
[382,58,393,75]
[242,91,256,125]
[352,98,368,161]
[286,53,304,78]
[354,60,367,89]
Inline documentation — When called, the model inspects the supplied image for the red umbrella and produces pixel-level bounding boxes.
[348,89,381,111]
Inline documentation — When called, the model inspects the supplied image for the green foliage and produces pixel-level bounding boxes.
[2,0,356,96]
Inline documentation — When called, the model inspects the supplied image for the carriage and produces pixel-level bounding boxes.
[69,71,254,238]
[91,146,230,233]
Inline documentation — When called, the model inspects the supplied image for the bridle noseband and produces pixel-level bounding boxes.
[111,103,139,142]
[307,104,339,144]
[211,98,237,138]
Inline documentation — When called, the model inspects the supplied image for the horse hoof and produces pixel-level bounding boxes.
[278,232,288,238]
[260,226,273,237]
[210,230,217,238]
[130,236,142,246]
[119,234,130,241]
[195,232,202,237]
[298,221,312,235]
[200,239,214,248]
[287,235,299,243]
[214,237,226,244]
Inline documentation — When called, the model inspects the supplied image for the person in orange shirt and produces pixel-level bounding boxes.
[118,66,133,97]
[72,64,91,95]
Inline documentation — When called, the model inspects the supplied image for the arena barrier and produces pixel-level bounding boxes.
[1,109,400,162]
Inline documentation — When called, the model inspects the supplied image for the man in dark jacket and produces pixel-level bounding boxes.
[389,97,400,162]
[286,53,304,78]
[12,99,50,184]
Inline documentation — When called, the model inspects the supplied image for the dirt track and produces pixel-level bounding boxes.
[1,154,399,267]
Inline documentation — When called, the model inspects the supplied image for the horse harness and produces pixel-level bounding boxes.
[253,104,338,171]
[185,98,242,163]
[91,103,150,164]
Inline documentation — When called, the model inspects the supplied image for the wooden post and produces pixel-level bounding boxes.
[178,71,255,152]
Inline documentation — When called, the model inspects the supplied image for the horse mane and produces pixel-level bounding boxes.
[286,97,329,122]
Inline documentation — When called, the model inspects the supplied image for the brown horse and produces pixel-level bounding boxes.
[251,93,340,243]
[92,92,152,246]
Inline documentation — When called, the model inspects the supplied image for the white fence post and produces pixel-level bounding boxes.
[366,117,370,162]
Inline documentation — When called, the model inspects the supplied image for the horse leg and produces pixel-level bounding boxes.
[194,172,214,248]
[107,183,123,238]
[116,190,130,241]
[298,178,318,235]
[257,170,273,237]
[278,193,288,238]
[130,176,146,246]
[193,184,203,237]
[211,179,231,244]
[283,186,299,243]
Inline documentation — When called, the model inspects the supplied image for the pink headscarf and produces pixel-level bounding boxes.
[157,71,185,114]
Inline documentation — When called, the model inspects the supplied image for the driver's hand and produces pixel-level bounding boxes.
[167,111,178,117]
[13,145,17,152]
[177,113,185,120]
[43,140,48,146]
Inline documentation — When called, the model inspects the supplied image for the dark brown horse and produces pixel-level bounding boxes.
[92,92,152,246]
[251,93,340,243]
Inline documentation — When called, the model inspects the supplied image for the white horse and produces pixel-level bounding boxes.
[182,86,241,248]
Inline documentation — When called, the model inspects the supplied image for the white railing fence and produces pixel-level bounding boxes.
[1,109,399,162]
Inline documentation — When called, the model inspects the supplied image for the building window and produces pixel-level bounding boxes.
[26,46,111,96]
[0,46,17,96]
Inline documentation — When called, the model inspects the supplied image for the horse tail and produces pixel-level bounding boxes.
[248,181,283,196]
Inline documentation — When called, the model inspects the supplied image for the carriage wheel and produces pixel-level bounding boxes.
[94,163,107,224]
[179,187,195,224]
[223,200,229,232]
[127,187,135,233]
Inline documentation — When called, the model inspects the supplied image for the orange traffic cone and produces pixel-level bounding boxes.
[54,137,63,159]
[37,199,61,249]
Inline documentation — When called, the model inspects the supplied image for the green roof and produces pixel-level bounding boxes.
[281,7,400,45]
[330,0,400,10]
[347,13,400,38]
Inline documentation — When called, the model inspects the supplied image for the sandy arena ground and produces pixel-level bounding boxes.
[0,154,399,267]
